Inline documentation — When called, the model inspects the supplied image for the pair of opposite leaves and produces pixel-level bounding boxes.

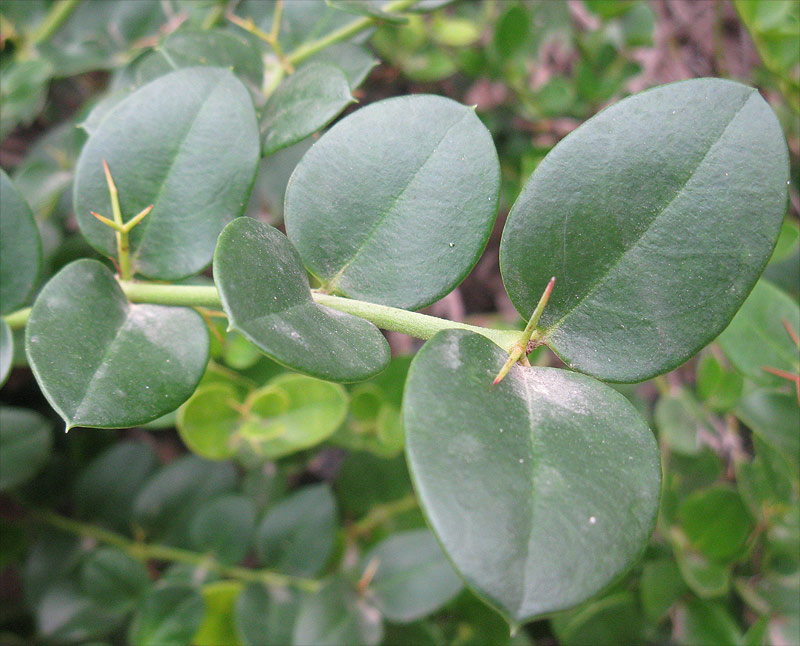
[26,75,788,625]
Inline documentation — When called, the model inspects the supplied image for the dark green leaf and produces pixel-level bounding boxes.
[79,547,151,613]
[719,280,799,388]
[235,583,302,646]
[214,217,389,382]
[255,483,336,577]
[285,95,500,310]
[640,559,688,622]
[500,78,789,382]
[403,330,661,625]
[678,486,753,562]
[74,441,159,532]
[74,67,260,280]
[262,62,354,156]
[190,495,256,565]
[0,406,52,490]
[37,581,123,643]
[128,584,205,646]
[245,138,313,223]
[0,59,51,138]
[133,455,238,546]
[674,599,743,646]
[696,352,743,412]
[364,529,462,622]
[26,260,209,429]
[293,576,383,646]
[0,170,41,315]
[550,591,644,646]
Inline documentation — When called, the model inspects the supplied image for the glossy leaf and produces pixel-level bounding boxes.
[285,95,500,310]
[500,78,789,382]
[74,441,158,532]
[214,217,389,382]
[0,319,12,387]
[236,583,302,646]
[128,584,205,646]
[74,67,260,280]
[719,280,799,388]
[189,495,256,565]
[0,170,41,315]
[364,529,463,622]
[255,483,337,577]
[403,330,661,625]
[293,576,383,646]
[262,62,355,156]
[25,260,209,429]
[0,406,52,490]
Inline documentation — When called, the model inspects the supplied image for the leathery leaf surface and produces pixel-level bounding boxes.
[25,260,209,429]
[500,78,788,382]
[284,94,500,311]
[213,217,389,382]
[403,330,661,626]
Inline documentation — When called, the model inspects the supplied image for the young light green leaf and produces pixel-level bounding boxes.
[363,528,463,623]
[0,406,52,491]
[500,78,789,382]
[25,260,209,430]
[193,581,243,646]
[403,330,661,626]
[285,95,500,310]
[0,170,41,315]
[255,483,337,578]
[719,280,799,388]
[74,67,260,280]
[262,63,355,156]
[213,217,389,382]
[128,584,205,646]
[293,576,383,646]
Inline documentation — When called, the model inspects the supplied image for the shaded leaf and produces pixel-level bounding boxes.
[0,406,52,490]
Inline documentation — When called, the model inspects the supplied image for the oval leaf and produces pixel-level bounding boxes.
[213,217,389,382]
[189,495,256,565]
[284,94,500,310]
[74,67,260,280]
[0,169,41,314]
[403,330,661,625]
[500,78,789,382]
[26,259,209,429]
[0,406,52,490]
[363,528,463,623]
[128,584,205,646]
[262,62,355,157]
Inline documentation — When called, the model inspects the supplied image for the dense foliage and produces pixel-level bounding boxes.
[0,1,798,645]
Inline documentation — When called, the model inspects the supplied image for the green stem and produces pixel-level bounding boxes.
[5,283,521,351]
[351,494,418,536]
[29,0,80,46]
[286,0,419,66]
[31,507,321,591]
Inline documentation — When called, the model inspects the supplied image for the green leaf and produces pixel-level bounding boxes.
[0,406,52,490]
[190,495,256,565]
[493,5,530,60]
[129,584,205,646]
[550,591,644,646]
[0,59,51,138]
[719,280,799,388]
[1,319,12,387]
[262,62,354,156]
[133,455,238,546]
[736,389,799,459]
[255,483,337,577]
[293,576,384,646]
[285,95,500,310]
[0,170,42,315]
[302,43,378,90]
[678,486,753,562]
[79,547,151,613]
[363,529,462,623]
[403,330,661,625]
[654,389,708,455]
[640,558,688,622]
[37,581,123,643]
[136,29,264,87]
[74,441,158,532]
[235,583,302,646]
[674,544,732,598]
[328,0,408,23]
[192,581,243,646]
[674,599,743,646]
[696,352,743,412]
[214,217,389,382]
[74,67,260,280]
[500,78,789,382]
[25,260,209,429]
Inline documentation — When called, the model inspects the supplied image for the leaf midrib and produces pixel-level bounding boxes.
[544,90,756,339]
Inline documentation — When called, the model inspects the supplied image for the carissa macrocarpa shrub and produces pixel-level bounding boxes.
[0,63,788,634]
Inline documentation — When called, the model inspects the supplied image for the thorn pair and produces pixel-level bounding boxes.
[90,160,153,234]
[493,277,556,386]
